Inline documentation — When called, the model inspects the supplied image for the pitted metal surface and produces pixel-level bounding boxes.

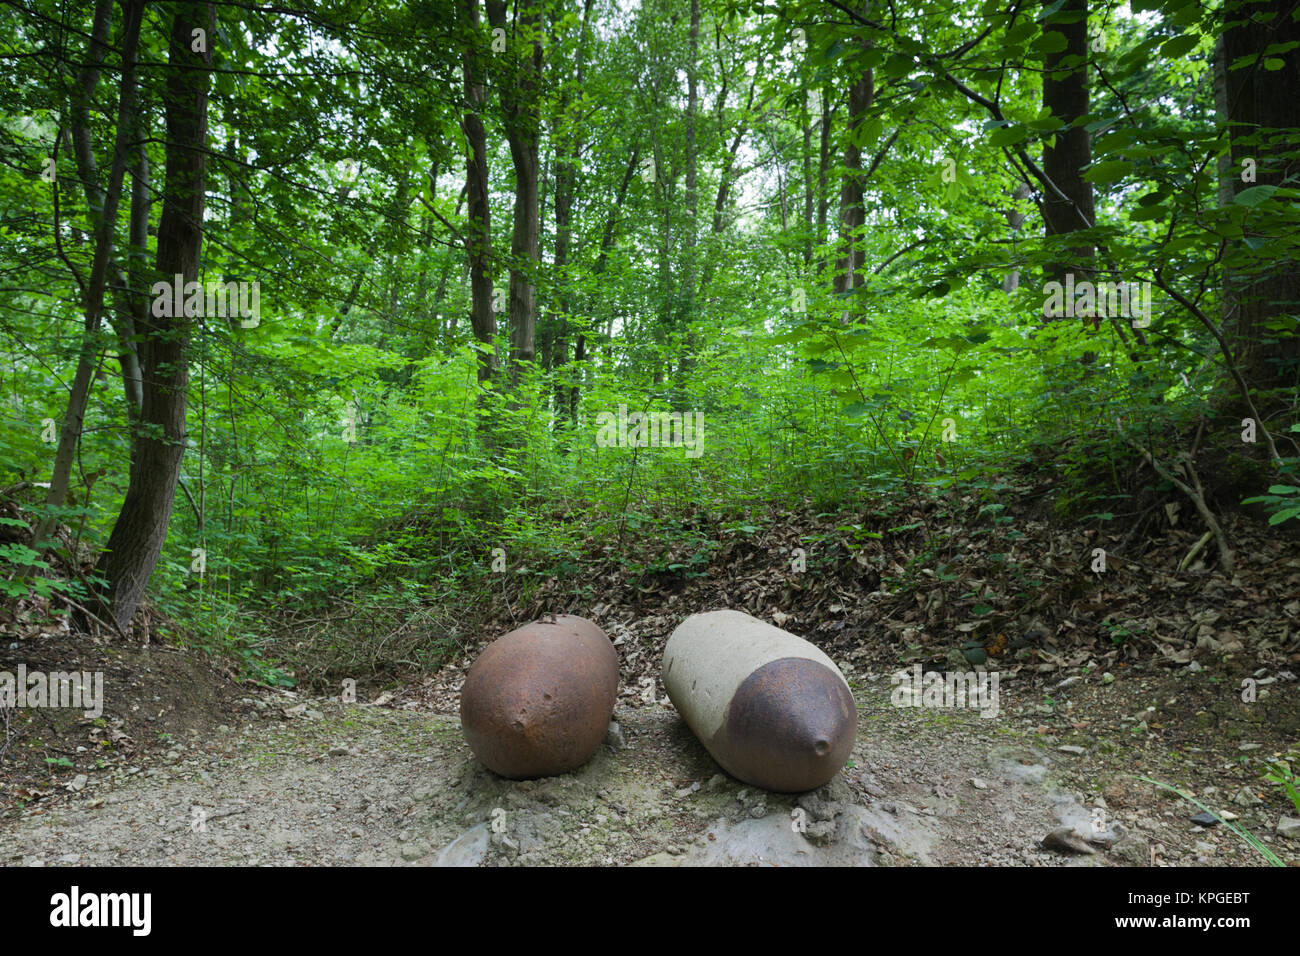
[459,615,619,779]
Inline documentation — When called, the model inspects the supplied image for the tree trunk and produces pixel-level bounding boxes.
[1040,0,1095,371]
[1221,0,1300,405]
[1041,0,1094,281]
[97,1,212,631]
[548,0,594,424]
[35,0,144,549]
[832,55,873,321]
[460,0,496,384]
[676,0,700,385]
[122,93,149,416]
[816,85,832,273]
[802,79,814,268]
[486,0,543,386]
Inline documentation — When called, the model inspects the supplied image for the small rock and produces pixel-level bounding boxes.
[1111,833,1149,865]
[67,775,88,792]
[970,777,989,791]
[1057,745,1087,756]
[1102,672,1115,685]
[703,773,727,792]
[1042,827,1096,855]
[1278,817,1300,841]
[604,721,626,750]
[328,746,350,757]
[857,774,886,798]
[1190,812,1221,827]
[804,820,837,847]
[1188,660,1203,673]
[1231,787,1264,808]
[400,842,430,861]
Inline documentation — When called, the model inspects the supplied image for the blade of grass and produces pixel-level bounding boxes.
[1134,775,1284,867]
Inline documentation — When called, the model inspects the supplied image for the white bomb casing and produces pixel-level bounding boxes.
[661,610,858,792]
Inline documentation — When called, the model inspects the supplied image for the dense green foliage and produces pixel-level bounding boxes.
[1,0,1295,681]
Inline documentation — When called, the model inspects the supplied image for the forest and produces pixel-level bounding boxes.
[0,0,1298,870]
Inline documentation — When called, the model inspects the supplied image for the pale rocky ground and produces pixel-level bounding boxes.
[4,673,1295,867]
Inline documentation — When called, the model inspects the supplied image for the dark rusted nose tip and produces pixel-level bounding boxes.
[714,657,857,793]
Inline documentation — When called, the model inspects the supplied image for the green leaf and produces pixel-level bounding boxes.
[1233,185,1278,206]
[988,125,1029,148]
[1033,31,1070,55]
[1130,204,1167,222]
[1084,160,1132,184]
[1160,34,1200,58]
[1035,0,1067,21]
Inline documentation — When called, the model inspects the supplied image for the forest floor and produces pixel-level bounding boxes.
[0,664,1297,866]
[2,470,1300,866]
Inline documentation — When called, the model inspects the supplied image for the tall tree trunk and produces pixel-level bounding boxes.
[1040,0,1095,370]
[802,79,814,268]
[1041,0,1094,281]
[97,1,212,631]
[832,49,873,322]
[35,0,144,549]
[486,0,543,386]
[816,85,832,272]
[1221,0,1300,408]
[460,0,496,384]
[549,0,594,425]
[122,91,149,416]
[675,0,700,390]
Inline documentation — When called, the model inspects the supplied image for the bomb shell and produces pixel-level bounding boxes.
[460,614,619,779]
[662,609,857,792]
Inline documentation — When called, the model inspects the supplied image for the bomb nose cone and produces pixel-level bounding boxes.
[714,657,857,793]
[662,610,859,793]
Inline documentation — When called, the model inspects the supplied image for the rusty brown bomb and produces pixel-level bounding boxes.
[460,615,619,778]
[662,610,857,792]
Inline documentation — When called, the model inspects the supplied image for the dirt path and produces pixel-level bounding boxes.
[4,666,1295,867]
